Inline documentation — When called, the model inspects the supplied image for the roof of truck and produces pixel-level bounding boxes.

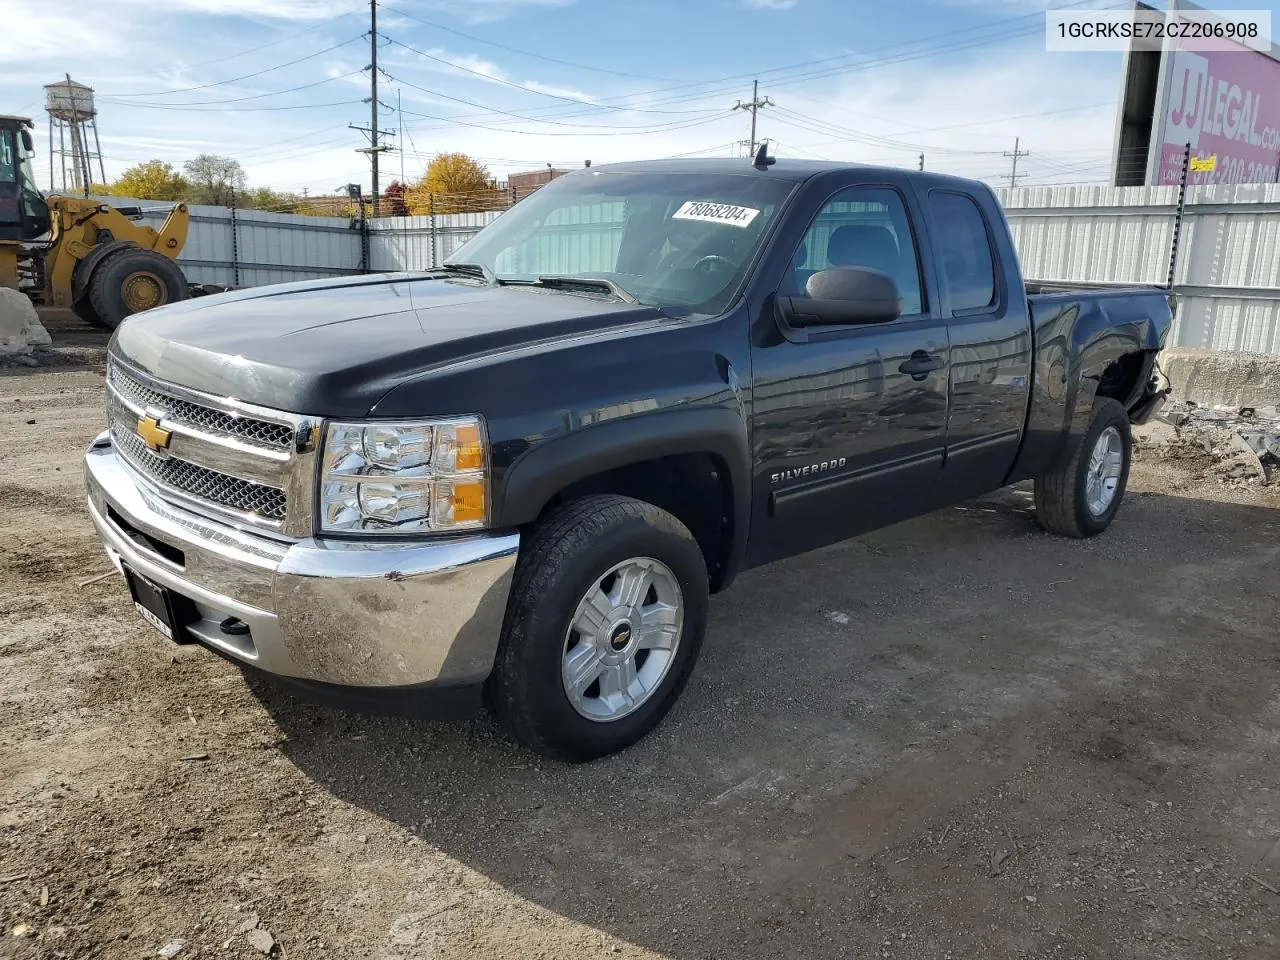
[578,156,986,189]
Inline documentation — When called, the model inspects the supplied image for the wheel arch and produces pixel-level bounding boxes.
[493,407,751,592]
[70,239,138,306]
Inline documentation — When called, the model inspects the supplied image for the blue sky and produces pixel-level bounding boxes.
[6,0,1270,197]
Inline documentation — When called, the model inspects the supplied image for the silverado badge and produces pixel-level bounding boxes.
[136,413,173,454]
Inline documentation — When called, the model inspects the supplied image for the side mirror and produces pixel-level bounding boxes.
[19,129,33,153]
[778,266,902,327]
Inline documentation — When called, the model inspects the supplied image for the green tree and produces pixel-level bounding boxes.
[241,186,302,213]
[102,160,190,201]
[183,154,246,206]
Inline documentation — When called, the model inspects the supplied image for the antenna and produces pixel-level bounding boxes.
[753,141,775,169]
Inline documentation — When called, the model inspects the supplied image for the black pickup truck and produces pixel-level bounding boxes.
[84,157,1171,760]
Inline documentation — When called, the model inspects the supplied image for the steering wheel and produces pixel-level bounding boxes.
[692,255,734,275]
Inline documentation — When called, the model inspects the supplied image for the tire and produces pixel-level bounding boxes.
[87,247,188,331]
[71,297,105,330]
[488,495,710,762]
[1034,397,1132,538]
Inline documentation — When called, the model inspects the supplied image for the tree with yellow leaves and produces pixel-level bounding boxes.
[405,153,501,215]
[97,160,190,201]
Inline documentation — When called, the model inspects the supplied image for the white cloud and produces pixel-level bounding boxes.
[415,0,578,25]
[522,81,595,103]
[743,0,798,8]
[388,46,509,84]
[156,0,358,19]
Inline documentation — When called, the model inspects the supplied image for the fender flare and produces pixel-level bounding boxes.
[494,405,753,585]
[70,239,139,305]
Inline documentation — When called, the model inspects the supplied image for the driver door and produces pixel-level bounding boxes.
[747,179,951,564]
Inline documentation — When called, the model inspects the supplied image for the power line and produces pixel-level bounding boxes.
[370,0,1115,132]
[101,36,364,98]
[396,105,733,138]
[562,0,1120,110]
[97,98,363,113]
[379,66,721,130]
[381,4,696,82]
[96,70,365,108]
[769,107,1005,156]
[170,3,368,71]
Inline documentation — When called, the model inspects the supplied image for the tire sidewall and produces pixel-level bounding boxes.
[90,249,187,329]
[504,510,708,760]
[1073,400,1132,536]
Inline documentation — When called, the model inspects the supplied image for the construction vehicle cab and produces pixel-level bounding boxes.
[0,116,52,285]
[0,114,192,330]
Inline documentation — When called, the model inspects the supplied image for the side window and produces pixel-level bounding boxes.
[0,133,15,184]
[928,192,996,312]
[785,187,924,316]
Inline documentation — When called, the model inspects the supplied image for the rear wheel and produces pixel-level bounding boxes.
[488,495,709,761]
[1034,397,1132,538]
[71,297,104,329]
[87,247,188,330]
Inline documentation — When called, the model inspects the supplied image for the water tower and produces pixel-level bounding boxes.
[45,76,106,194]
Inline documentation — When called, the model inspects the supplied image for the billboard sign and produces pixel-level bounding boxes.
[1151,9,1280,184]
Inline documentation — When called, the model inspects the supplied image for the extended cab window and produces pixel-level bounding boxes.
[450,171,796,315]
[787,186,924,316]
[929,192,997,312]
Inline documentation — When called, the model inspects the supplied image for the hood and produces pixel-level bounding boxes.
[110,272,664,417]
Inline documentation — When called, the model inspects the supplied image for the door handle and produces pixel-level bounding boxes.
[898,350,944,381]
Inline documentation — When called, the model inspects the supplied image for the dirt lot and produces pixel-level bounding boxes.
[2,312,1279,960]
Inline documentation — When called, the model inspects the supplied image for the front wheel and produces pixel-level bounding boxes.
[488,495,709,761]
[1034,397,1132,538]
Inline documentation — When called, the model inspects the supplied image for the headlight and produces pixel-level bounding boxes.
[318,418,488,534]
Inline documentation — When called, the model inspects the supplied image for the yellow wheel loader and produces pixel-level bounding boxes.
[0,115,191,330]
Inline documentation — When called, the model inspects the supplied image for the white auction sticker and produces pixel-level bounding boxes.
[672,200,760,228]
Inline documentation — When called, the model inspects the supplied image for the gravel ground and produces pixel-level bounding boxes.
[2,312,1279,960]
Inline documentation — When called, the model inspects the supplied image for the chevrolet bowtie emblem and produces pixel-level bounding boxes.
[136,413,172,453]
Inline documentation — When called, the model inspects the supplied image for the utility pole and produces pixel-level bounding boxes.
[352,0,393,215]
[733,80,774,155]
[1003,136,1029,188]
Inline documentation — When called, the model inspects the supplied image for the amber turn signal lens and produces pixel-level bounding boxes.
[452,481,486,522]
[453,423,484,471]
[435,480,486,526]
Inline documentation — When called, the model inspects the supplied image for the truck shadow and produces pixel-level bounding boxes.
[252,485,1280,958]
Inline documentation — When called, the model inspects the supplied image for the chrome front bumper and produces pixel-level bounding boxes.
[84,431,519,698]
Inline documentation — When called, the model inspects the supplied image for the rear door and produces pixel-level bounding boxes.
[747,175,950,564]
[919,187,1032,499]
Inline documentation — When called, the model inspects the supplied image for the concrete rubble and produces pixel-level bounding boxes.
[0,288,52,356]
[1137,398,1280,486]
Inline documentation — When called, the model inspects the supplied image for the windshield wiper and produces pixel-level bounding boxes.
[501,275,638,304]
[438,261,494,284]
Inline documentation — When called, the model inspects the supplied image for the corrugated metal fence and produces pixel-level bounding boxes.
[141,183,1280,356]
[995,182,1280,355]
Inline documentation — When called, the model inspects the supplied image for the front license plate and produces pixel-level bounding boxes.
[124,567,182,642]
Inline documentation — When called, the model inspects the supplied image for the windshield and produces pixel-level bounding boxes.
[448,170,796,315]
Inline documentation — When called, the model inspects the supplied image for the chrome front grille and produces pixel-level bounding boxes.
[105,358,316,536]
[107,363,295,450]
[111,423,288,521]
